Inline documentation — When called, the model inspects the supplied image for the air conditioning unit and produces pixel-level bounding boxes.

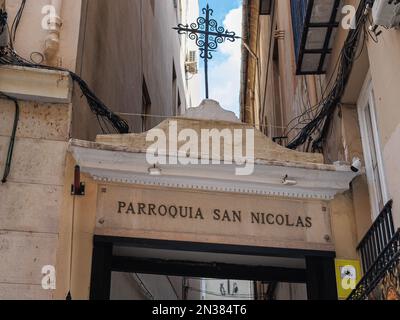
[372,0,400,28]
[185,50,198,74]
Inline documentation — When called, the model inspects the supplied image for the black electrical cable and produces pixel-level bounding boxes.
[10,0,26,44]
[0,1,129,135]
[289,12,368,151]
[1,94,20,184]
[0,47,130,134]
[286,0,371,151]
[0,9,7,35]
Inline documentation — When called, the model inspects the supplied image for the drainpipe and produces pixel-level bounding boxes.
[44,0,63,64]
[240,0,250,122]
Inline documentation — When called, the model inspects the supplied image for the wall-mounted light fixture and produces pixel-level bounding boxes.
[260,0,273,15]
[282,174,298,186]
[71,165,85,196]
[148,164,162,176]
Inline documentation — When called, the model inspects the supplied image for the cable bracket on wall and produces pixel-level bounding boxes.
[71,165,85,196]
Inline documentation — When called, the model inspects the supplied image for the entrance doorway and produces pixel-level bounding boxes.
[89,236,338,300]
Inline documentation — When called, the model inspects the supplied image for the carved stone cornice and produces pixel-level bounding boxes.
[69,139,358,200]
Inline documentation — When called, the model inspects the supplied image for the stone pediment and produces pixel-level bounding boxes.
[70,100,357,201]
[96,100,324,165]
[184,99,241,123]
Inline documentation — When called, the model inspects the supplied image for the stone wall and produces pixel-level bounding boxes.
[0,98,71,299]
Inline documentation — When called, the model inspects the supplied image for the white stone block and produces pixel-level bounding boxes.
[0,138,67,186]
[0,231,58,285]
[0,182,62,234]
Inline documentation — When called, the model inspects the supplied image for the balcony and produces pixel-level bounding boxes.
[348,201,400,300]
[358,201,396,273]
[290,0,342,75]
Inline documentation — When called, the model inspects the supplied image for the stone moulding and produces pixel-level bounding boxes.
[68,138,358,201]
[97,99,325,165]
[69,100,358,200]
[0,65,72,103]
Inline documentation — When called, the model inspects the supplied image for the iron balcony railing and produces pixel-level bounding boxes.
[357,200,396,273]
[348,229,400,300]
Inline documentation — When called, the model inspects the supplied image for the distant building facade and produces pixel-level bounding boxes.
[0,0,199,300]
[241,0,400,300]
[200,279,254,301]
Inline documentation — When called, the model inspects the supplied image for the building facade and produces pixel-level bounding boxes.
[0,0,200,300]
[241,0,400,300]
[2,0,399,301]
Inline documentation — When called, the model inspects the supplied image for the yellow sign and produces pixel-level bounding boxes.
[335,259,362,300]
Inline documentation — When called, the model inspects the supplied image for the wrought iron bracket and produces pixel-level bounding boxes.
[71,165,85,196]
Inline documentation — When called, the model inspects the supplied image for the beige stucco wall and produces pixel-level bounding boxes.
[366,28,400,229]
[54,163,96,300]
[330,192,358,260]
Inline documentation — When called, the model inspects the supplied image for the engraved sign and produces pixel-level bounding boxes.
[95,185,334,251]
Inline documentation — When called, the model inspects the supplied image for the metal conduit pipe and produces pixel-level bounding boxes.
[240,0,250,123]
[44,0,63,63]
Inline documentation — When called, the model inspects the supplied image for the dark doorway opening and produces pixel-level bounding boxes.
[90,236,338,300]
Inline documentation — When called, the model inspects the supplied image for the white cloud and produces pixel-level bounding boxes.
[196,6,242,116]
[219,7,243,60]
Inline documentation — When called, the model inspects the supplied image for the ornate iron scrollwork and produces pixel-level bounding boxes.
[173,4,240,98]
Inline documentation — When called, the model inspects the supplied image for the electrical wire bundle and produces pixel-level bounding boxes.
[286,0,372,151]
[0,2,130,135]
[9,0,26,47]
[0,48,131,134]
[0,1,129,183]
[0,92,19,184]
[0,9,7,36]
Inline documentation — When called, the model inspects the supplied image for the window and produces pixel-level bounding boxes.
[142,77,151,132]
[260,0,272,15]
[358,76,389,218]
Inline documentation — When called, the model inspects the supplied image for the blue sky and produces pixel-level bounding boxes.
[198,0,243,116]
